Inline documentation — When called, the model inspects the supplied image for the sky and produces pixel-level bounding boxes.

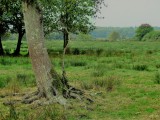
[94,0,160,27]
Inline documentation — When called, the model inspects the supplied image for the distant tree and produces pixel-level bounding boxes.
[0,4,8,55]
[1,0,25,56]
[108,31,120,41]
[135,24,153,41]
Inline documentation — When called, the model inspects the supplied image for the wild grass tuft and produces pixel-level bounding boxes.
[133,64,148,71]
[96,49,104,56]
[93,76,122,91]
[7,79,21,93]
[26,105,66,120]
[80,80,93,90]
[0,76,11,88]
[92,69,104,77]
[91,64,106,77]
[16,73,36,87]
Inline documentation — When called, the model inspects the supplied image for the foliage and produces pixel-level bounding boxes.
[142,31,160,41]
[0,11,8,37]
[135,24,154,41]
[42,0,104,35]
[1,0,25,34]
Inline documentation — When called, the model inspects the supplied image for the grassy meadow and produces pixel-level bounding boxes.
[0,40,160,120]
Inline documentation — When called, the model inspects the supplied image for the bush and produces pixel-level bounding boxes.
[154,72,160,84]
[142,31,160,41]
[96,49,104,56]
[70,61,87,67]
[156,64,160,69]
[72,48,80,55]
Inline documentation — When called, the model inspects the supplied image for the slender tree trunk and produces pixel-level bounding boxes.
[62,31,69,87]
[13,31,25,56]
[22,1,63,100]
[63,31,69,49]
[0,36,4,56]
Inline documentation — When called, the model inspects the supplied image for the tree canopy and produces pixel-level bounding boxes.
[135,24,154,41]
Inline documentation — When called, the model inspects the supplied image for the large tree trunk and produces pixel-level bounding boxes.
[0,36,4,55]
[13,30,25,56]
[22,1,63,100]
[21,1,84,105]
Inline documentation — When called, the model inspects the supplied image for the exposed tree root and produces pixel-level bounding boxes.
[21,87,92,105]
[3,79,92,107]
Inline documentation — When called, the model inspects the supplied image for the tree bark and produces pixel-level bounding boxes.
[63,31,69,49]
[0,36,4,55]
[62,30,69,88]
[21,1,85,105]
[13,30,25,56]
[22,1,63,100]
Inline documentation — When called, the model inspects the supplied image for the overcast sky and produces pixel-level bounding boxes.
[94,0,160,27]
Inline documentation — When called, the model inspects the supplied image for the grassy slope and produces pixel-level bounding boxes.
[0,40,160,120]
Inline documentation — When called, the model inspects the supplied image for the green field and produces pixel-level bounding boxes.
[0,40,160,120]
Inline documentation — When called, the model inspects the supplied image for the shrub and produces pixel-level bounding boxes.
[72,48,80,55]
[154,72,160,84]
[156,64,160,69]
[96,49,104,56]
[142,31,160,41]
[81,50,86,55]
[70,61,87,67]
